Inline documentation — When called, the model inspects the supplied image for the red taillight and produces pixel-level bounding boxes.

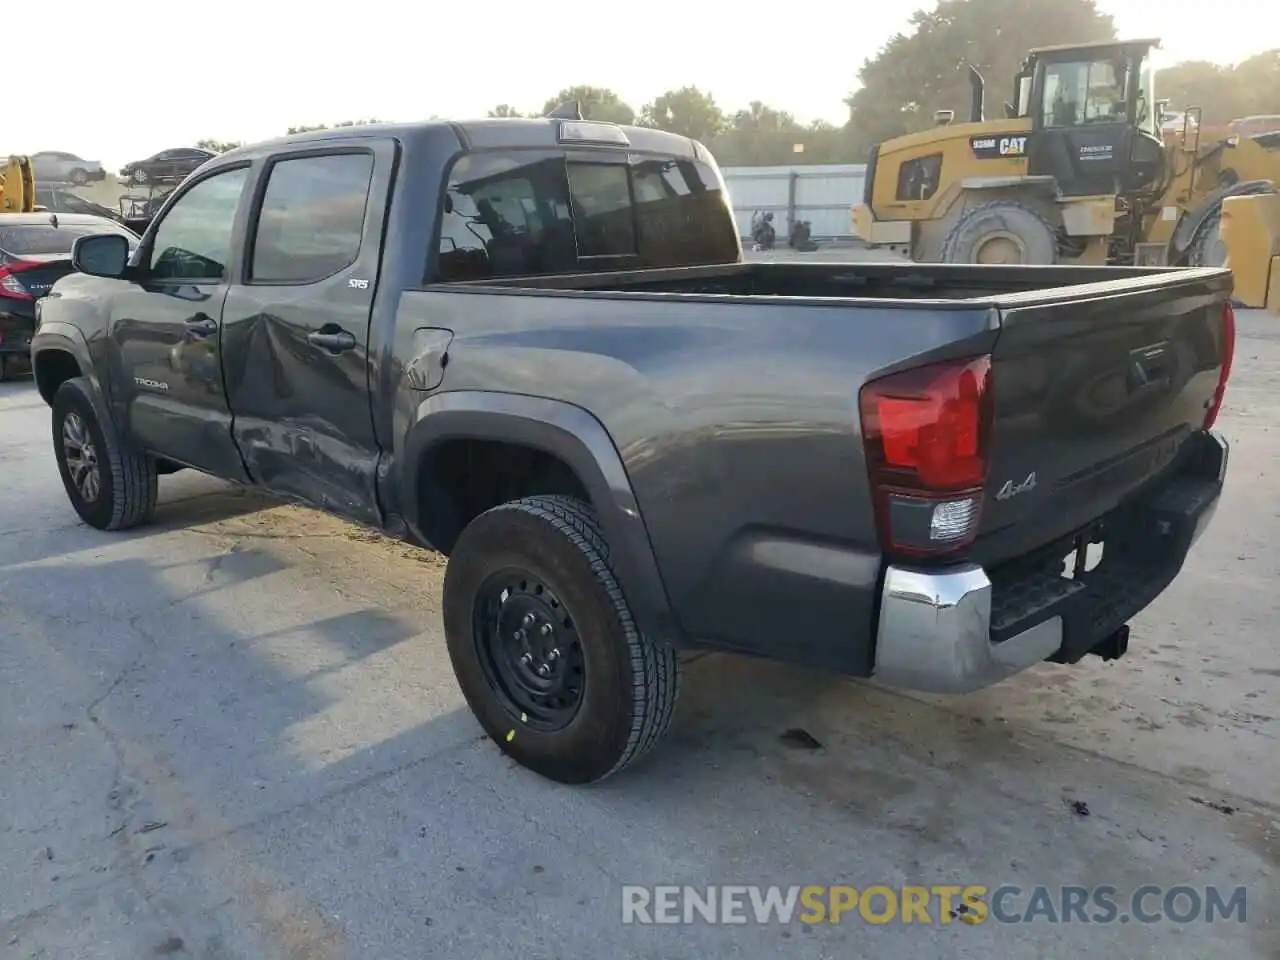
[0,260,39,301]
[1203,301,1235,430]
[859,355,994,557]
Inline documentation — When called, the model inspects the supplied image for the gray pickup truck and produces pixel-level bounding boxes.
[30,116,1233,785]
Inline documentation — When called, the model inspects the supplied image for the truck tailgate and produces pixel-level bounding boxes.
[974,271,1232,567]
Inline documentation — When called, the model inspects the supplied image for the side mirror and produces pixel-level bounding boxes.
[71,233,131,279]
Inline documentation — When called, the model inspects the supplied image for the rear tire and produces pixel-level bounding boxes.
[52,378,158,531]
[442,495,681,784]
[942,200,1059,265]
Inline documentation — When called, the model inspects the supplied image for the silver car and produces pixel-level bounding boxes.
[29,151,107,186]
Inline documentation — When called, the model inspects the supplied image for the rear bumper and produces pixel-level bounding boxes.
[873,431,1227,694]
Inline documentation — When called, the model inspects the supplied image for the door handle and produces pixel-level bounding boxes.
[185,314,217,337]
[307,327,357,354]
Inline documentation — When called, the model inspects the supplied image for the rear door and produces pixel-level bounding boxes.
[974,273,1230,565]
[219,142,392,525]
[110,164,252,479]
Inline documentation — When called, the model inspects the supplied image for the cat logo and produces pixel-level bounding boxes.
[969,134,1029,159]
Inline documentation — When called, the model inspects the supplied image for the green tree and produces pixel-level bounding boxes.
[488,104,523,118]
[1155,50,1280,126]
[540,86,635,124]
[1154,61,1242,125]
[844,0,1116,157]
[708,101,803,166]
[638,86,726,141]
[196,138,243,153]
[1232,49,1280,117]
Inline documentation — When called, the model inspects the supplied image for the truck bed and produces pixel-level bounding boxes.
[450,259,1218,304]
[411,258,1232,672]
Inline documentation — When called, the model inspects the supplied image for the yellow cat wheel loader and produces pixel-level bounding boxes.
[851,38,1279,270]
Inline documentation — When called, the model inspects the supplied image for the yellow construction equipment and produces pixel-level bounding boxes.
[1221,192,1280,312]
[851,38,1279,270]
[0,155,34,212]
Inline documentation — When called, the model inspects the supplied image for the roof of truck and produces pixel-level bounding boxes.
[221,118,706,163]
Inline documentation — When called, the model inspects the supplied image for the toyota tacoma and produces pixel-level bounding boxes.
[30,116,1233,784]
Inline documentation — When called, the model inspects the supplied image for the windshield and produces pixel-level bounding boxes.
[1040,58,1126,126]
[0,221,137,256]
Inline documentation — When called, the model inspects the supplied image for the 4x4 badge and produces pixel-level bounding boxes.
[996,472,1037,500]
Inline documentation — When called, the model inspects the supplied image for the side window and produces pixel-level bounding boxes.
[630,158,739,267]
[431,150,739,282]
[149,167,248,281]
[436,151,578,281]
[249,153,373,284]
[565,162,636,257]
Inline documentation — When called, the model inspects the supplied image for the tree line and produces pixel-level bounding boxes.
[197,0,1277,168]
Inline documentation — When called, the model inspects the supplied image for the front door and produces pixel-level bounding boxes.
[110,164,251,480]
[1028,55,1133,198]
[219,144,392,525]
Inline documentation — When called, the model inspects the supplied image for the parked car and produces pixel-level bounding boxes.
[33,185,123,222]
[119,147,216,186]
[29,151,107,186]
[31,119,1233,785]
[0,213,137,380]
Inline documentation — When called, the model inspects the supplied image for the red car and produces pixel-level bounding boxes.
[0,214,139,380]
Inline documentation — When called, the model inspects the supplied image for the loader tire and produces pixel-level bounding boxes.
[1189,210,1228,268]
[942,200,1059,265]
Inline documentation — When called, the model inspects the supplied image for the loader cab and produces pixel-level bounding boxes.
[1024,39,1166,198]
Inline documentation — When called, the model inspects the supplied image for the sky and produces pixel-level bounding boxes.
[13,0,1275,171]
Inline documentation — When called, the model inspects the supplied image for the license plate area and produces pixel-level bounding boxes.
[1062,524,1104,580]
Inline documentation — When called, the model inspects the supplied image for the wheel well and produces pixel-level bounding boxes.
[417,438,592,555]
[33,349,81,406]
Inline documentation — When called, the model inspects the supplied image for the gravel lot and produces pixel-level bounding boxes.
[1,297,1277,958]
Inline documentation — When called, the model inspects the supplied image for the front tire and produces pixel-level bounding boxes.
[1189,210,1227,267]
[443,495,680,784]
[131,168,149,185]
[52,378,158,531]
[69,168,89,186]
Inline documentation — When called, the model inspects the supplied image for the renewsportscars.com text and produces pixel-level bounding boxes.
[621,884,1248,925]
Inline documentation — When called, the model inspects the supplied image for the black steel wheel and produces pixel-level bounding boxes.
[443,495,680,784]
[473,570,587,732]
[51,377,158,531]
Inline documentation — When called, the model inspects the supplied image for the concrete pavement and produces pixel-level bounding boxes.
[1,312,1277,959]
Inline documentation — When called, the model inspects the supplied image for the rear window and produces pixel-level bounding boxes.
[433,149,739,281]
[0,221,135,256]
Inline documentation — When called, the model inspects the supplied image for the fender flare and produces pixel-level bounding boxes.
[398,390,679,642]
[1169,179,1277,261]
[29,321,115,427]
